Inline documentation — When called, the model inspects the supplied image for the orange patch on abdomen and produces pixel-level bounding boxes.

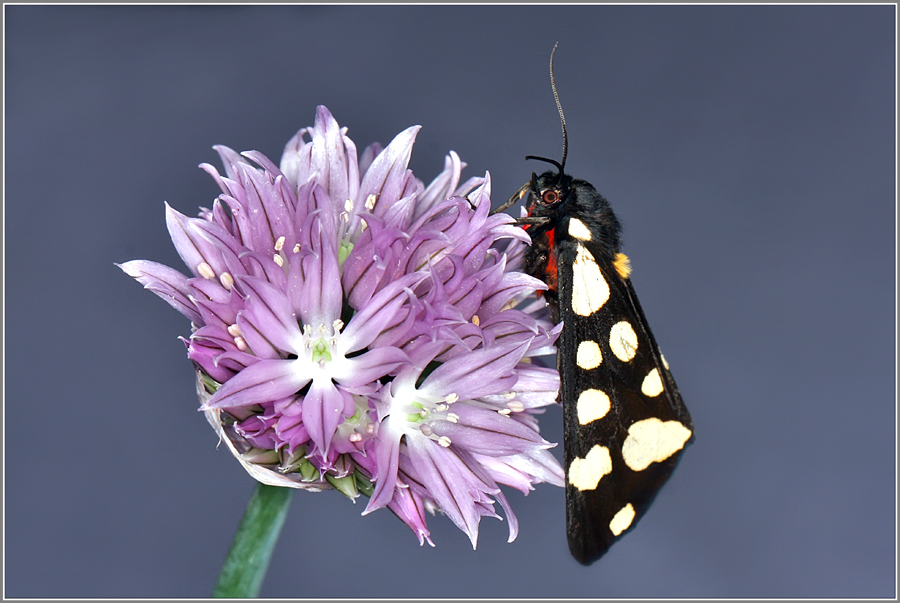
[545,230,558,292]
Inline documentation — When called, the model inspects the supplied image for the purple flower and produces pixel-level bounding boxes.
[119,106,563,548]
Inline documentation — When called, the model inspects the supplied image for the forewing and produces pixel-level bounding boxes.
[555,235,693,564]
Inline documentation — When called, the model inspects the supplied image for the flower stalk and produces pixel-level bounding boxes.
[212,483,293,598]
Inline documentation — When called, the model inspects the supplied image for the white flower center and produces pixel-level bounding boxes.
[384,381,459,447]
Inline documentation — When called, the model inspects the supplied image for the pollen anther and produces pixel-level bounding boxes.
[507,400,525,413]
[219,272,234,290]
[197,262,215,280]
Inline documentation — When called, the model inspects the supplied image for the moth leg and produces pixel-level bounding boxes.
[493,182,530,214]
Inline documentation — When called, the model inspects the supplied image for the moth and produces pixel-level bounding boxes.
[499,45,694,565]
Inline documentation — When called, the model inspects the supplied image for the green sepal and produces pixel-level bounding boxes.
[199,371,222,394]
[298,458,320,482]
[354,469,375,497]
[325,472,359,500]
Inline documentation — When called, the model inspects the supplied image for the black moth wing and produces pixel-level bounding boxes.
[555,216,694,565]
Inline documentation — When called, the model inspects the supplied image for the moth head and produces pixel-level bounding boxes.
[522,162,572,219]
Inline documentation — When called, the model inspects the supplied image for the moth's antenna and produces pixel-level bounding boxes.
[550,42,568,175]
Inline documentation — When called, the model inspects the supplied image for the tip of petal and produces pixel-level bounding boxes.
[315,104,335,123]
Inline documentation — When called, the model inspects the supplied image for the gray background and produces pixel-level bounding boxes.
[4,4,895,598]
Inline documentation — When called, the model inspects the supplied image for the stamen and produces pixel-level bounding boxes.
[445,393,459,404]
[472,315,481,326]
[438,436,452,448]
[274,236,285,252]
[227,324,242,337]
[292,243,301,254]
[344,199,354,213]
[446,413,459,423]
[507,400,526,413]
[196,262,215,280]
[333,319,344,333]
[234,336,248,352]
[219,272,234,290]
[498,408,512,416]
[419,424,433,436]
[273,254,284,267]
[365,193,378,210]
[349,433,362,443]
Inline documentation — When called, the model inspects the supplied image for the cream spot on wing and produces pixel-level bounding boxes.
[641,368,664,397]
[568,445,613,491]
[609,320,638,362]
[572,244,609,316]
[621,418,693,471]
[568,217,592,241]
[661,353,670,370]
[609,503,636,536]
[576,340,603,369]
[576,389,611,425]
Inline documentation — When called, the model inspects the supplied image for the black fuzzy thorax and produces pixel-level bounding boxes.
[523,170,624,322]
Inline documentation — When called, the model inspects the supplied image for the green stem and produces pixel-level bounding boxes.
[213,482,294,598]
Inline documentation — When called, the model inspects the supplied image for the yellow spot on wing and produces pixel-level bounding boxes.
[572,244,610,316]
[576,389,611,425]
[609,321,638,362]
[576,340,603,369]
[568,445,613,491]
[609,503,636,536]
[621,418,692,471]
[641,368,664,397]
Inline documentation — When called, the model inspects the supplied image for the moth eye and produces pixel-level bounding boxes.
[542,189,560,204]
